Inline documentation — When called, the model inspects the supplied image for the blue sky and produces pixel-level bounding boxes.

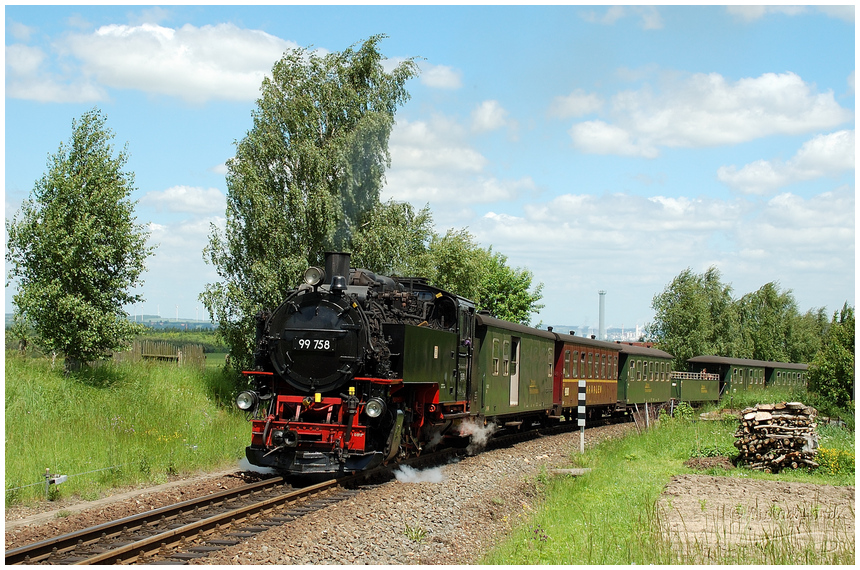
[4,4,855,333]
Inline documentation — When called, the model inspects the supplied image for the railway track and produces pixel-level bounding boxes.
[5,417,607,565]
[5,475,354,565]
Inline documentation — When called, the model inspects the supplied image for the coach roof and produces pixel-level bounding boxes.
[688,355,808,370]
[474,313,556,340]
[614,343,674,359]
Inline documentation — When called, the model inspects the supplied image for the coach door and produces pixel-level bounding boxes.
[509,337,521,406]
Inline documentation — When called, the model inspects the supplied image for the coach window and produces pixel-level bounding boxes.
[564,350,572,378]
[548,348,554,377]
[601,354,607,378]
[492,339,500,376]
[503,340,510,376]
[614,355,618,379]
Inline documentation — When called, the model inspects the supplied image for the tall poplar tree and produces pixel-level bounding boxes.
[5,108,153,373]
[809,303,855,409]
[201,35,418,367]
[646,267,742,369]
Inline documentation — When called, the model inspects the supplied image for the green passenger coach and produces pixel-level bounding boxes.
[473,314,556,421]
[616,344,674,405]
[687,356,809,396]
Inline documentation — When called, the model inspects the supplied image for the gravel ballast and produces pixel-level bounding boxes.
[194,423,635,565]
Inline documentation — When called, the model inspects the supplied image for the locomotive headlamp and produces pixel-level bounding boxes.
[303,266,325,287]
[236,391,259,412]
[365,397,386,418]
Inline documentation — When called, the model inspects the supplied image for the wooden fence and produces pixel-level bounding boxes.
[113,340,206,368]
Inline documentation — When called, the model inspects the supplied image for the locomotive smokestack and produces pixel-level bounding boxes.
[325,252,351,284]
[598,290,606,341]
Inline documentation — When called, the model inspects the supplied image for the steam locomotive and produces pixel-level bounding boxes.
[236,252,807,476]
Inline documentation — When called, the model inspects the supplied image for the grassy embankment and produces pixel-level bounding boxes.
[483,389,855,565]
[5,350,249,505]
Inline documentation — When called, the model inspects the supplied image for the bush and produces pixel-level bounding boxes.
[816,448,855,475]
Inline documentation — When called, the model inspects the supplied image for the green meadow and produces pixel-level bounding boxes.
[483,391,854,565]
[5,352,250,504]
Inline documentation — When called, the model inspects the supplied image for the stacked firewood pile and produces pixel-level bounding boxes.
[734,402,819,473]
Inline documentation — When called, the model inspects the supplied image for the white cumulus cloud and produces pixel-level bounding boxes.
[717,130,855,194]
[569,120,658,158]
[420,63,462,89]
[580,6,664,29]
[727,5,855,23]
[567,71,852,157]
[8,22,297,104]
[64,23,295,103]
[384,116,537,227]
[471,100,510,133]
[140,186,226,215]
[549,89,604,118]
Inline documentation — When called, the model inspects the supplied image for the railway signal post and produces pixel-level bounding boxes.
[578,379,586,453]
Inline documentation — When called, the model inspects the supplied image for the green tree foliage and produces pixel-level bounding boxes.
[788,307,829,363]
[737,282,807,362]
[424,228,486,302]
[201,36,417,368]
[809,303,855,409]
[646,267,742,369]
[350,200,434,275]
[477,250,544,325]
[649,267,835,375]
[5,108,153,373]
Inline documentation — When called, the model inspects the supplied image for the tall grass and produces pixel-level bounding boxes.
[5,352,250,505]
[482,411,854,564]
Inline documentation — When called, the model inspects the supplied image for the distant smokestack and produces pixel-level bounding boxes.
[598,290,606,340]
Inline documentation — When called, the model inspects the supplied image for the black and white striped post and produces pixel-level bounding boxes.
[578,379,586,453]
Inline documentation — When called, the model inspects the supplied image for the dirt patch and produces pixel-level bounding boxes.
[658,474,854,563]
[683,456,735,471]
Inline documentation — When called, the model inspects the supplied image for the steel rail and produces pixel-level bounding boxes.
[4,476,288,565]
[78,477,342,565]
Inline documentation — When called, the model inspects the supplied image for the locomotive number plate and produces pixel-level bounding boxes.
[293,338,335,352]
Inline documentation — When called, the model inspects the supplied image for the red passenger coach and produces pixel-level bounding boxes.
[552,331,622,420]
